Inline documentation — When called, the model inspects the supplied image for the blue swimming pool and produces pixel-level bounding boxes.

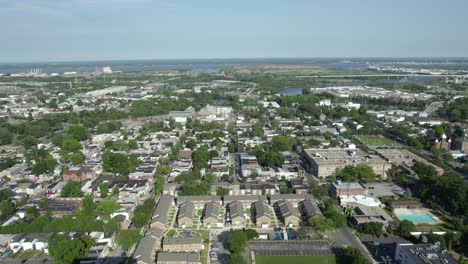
[398,214,436,224]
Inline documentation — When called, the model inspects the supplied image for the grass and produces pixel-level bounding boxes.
[357,135,403,148]
[414,224,448,232]
[255,255,337,264]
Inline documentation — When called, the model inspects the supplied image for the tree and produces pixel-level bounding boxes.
[61,181,83,197]
[96,200,120,218]
[81,195,96,215]
[132,199,156,228]
[216,187,229,197]
[271,136,298,151]
[186,140,197,150]
[116,229,142,251]
[251,123,264,137]
[335,164,377,183]
[361,222,384,236]
[308,215,335,231]
[25,207,39,219]
[0,201,14,221]
[62,139,82,153]
[67,125,90,141]
[32,155,57,176]
[396,220,415,238]
[49,234,95,264]
[340,247,371,264]
[99,182,109,198]
[68,151,85,165]
[228,230,248,255]
[230,255,246,264]
[412,162,438,178]
[154,175,166,194]
[102,151,141,175]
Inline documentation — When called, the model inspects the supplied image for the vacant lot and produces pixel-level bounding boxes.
[255,255,337,264]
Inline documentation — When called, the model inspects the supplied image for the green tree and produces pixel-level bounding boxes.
[102,151,141,174]
[61,181,83,197]
[99,182,109,198]
[49,234,95,264]
[62,139,82,153]
[216,187,230,197]
[396,220,416,238]
[335,164,377,183]
[361,222,384,236]
[308,215,335,231]
[132,199,156,228]
[81,195,96,214]
[0,201,14,221]
[116,229,142,250]
[25,207,39,219]
[340,247,371,264]
[228,230,248,255]
[67,125,90,141]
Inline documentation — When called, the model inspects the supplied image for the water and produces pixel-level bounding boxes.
[398,214,436,224]
[277,87,303,95]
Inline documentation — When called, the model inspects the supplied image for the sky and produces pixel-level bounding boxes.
[1,0,468,62]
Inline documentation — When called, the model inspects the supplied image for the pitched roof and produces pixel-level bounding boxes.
[252,200,271,220]
[202,201,219,220]
[177,202,195,220]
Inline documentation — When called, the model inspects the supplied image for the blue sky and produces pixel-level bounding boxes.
[1,0,467,62]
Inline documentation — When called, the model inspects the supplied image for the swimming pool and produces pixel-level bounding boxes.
[398,213,436,224]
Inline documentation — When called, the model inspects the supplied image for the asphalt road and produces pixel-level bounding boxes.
[326,228,377,264]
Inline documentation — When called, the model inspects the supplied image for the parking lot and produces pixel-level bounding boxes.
[247,241,334,256]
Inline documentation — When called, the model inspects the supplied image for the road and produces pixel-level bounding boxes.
[326,228,377,264]
[425,101,443,114]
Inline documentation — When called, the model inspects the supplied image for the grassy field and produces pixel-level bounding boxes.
[357,135,403,148]
[255,255,337,264]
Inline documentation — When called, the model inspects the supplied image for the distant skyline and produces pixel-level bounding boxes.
[1,0,468,63]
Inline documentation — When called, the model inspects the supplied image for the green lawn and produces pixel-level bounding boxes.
[255,255,337,264]
[357,136,402,148]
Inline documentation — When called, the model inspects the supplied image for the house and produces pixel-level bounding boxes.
[41,198,81,218]
[134,228,164,264]
[269,194,313,205]
[9,233,49,254]
[177,150,192,161]
[298,199,321,221]
[224,195,263,208]
[275,200,300,227]
[63,167,96,182]
[251,200,272,228]
[83,241,110,263]
[177,202,195,228]
[331,182,367,199]
[202,201,220,228]
[352,205,395,229]
[156,252,201,264]
[176,196,220,209]
[227,201,245,227]
[162,236,204,252]
[151,196,173,229]
[229,184,276,196]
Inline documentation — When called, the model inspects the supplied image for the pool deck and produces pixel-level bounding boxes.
[393,208,442,225]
